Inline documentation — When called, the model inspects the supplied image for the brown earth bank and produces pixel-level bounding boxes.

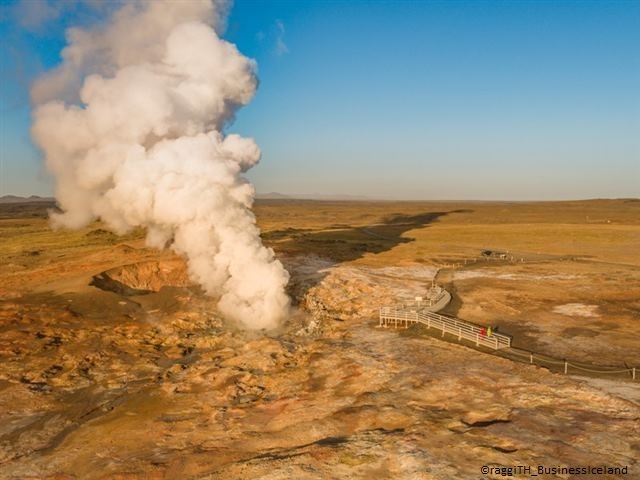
[0,199,639,479]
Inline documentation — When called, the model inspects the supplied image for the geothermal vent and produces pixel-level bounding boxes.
[31,0,290,329]
[91,260,190,296]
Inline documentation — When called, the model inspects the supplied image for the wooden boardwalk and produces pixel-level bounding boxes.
[379,306,512,350]
[379,304,638,381]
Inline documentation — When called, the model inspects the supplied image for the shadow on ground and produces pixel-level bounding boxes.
[263,209,471,305]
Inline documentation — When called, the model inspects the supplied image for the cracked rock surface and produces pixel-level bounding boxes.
[1,251,639,479]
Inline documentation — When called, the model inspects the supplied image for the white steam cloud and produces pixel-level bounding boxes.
[31,0,290,329]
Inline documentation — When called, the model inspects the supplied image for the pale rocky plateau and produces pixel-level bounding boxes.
[1,248,638,479]
[1,199,640,479]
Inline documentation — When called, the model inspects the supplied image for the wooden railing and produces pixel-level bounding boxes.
[379,306,638,380]
[379,306,511,350]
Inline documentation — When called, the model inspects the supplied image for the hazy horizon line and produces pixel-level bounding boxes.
[2,192,638,204]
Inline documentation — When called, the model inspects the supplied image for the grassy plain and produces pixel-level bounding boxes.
[255,198,640,266]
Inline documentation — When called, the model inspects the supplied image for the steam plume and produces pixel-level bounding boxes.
[31,0,290,329]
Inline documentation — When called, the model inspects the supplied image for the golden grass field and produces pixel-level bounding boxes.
[255,198,640,266]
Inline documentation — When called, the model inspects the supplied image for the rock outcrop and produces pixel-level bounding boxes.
[1,255,638,479]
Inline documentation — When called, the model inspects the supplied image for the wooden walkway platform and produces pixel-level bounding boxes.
[379,304,638,380]
[379,306,512,350]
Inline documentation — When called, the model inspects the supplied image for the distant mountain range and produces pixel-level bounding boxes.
[255,192,377,201]
[255,192,292,200]
[4,193,636,205]
[1,193,377,204]
[1,193,379,203]
[0,195,55,204]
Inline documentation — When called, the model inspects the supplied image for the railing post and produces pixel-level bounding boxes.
[476,333,479,346]
[633,367,636,380]
[564,360,568,374]
[494,337,498,350]
[458,327,462,340]
[530,352,533,364]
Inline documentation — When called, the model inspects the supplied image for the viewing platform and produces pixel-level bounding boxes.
[378,304,512,350]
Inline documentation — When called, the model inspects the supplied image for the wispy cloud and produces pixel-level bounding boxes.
[274,19,288,56]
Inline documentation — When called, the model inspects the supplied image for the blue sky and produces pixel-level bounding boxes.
[1,0,638,200]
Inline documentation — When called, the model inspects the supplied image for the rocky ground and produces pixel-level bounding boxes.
[1,249,639,479]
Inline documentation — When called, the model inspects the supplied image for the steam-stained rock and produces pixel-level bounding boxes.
[1,255,639,478]
[91,260,191,295]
